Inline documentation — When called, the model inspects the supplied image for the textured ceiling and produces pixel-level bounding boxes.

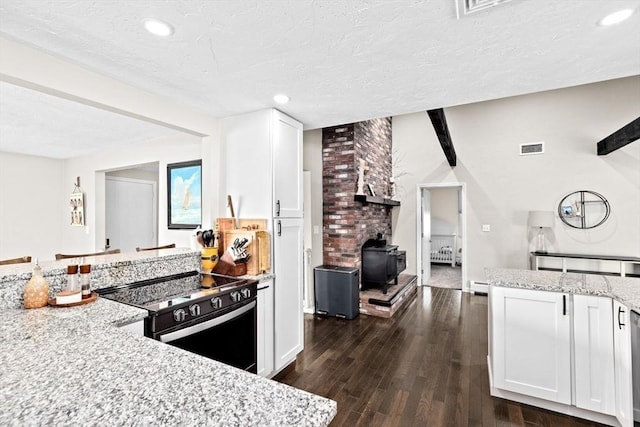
[0,82,181,159]
[0,0,639,158]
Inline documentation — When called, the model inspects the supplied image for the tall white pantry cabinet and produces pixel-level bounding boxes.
[222,109,304,377]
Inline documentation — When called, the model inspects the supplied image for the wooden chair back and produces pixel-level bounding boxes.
[55,249,121,260]
[136,243,176,252]
[0,256,32,266]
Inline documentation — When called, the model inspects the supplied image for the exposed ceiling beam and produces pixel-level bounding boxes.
[597,117,640,155]
[427,108,456,167]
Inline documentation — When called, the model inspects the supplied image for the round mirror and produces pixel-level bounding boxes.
[558,190,610,229]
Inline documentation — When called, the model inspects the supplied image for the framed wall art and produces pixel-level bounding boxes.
[70,191,85,226]
[167,160,202,229]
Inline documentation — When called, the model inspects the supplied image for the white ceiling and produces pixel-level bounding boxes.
[0,0,639,159]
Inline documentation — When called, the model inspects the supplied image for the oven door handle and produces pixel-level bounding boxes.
[159,300,256,343]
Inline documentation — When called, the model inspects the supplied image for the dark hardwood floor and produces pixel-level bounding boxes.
[274,287,605,427]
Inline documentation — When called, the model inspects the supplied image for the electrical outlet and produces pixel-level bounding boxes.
[482,224,491,232]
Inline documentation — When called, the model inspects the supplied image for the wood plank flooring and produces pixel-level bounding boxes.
[274,287,605,427]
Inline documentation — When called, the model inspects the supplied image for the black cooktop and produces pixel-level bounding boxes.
[97,271,254,313]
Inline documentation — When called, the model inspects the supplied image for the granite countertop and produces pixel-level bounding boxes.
[0,298,336,426]
[0,248,200,281]
[486,268,640,313]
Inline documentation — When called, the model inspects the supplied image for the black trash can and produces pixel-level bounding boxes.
[314,265,359,319]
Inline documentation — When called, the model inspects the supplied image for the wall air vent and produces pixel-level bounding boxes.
[456,0,513,18]
[519,142,545,156]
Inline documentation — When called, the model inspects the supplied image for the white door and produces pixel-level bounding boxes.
[106,177,156,253]
[573,295,615,415]
[272,110,303,218]
[613,300,634,427]
[273,218,304,371]
[421,189,431,285]
[491,286,572,404]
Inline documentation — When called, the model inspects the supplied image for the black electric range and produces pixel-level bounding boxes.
[98,271,258,336]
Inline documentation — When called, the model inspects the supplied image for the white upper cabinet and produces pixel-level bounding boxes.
[272,110,303,218]
[222,109,302,219]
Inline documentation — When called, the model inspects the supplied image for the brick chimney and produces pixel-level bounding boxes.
[322,118,393,269]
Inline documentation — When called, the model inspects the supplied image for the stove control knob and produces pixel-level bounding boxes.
[173,308,186,322]
[189,304,201,317]
[230,291,242,303]
[210,297,223,309]
[241,288,251,299]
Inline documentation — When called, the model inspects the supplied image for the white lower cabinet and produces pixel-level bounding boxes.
[491,286,572,404]
[613,300,634,427]
[490,286,630,426]
[257,280,274,377]
[273,218,304,372]
[573,295,615,415]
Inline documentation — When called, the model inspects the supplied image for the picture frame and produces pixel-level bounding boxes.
[167,160,202,229]
[70,192,85,226]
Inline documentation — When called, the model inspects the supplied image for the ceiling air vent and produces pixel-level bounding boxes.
[519,142,544,156]
[456,0,513,18]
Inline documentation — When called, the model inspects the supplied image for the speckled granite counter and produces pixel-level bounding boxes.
[0,298,337,426]
[486,268,640,313]
[0,249,200,309]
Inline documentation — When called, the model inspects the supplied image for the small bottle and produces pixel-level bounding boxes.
[66,264,79,292]
[79,264,91,299]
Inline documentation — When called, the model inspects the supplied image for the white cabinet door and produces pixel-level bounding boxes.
[491,286,571,404]
[613,301,634,427]
[257,280,274,377]
[273,218,304,371]
[573,295,615,415]
[272,110,303,218]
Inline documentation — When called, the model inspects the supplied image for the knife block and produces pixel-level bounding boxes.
[212,253,247,276]
[223,230,270,275]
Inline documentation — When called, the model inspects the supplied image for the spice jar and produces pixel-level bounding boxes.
[66,264,79,292]
[79,264,91,299]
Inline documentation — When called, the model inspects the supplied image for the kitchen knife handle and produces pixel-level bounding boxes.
[276,200,280,217]
[277,220,282,236]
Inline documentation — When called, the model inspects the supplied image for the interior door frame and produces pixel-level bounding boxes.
[416,182,468,292]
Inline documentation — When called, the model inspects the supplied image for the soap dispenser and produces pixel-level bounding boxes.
[23,259,50,309]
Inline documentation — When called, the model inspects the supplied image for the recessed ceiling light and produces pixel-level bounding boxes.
[144,19,174,37]
[598,9,634,26]
[273,94,290,104]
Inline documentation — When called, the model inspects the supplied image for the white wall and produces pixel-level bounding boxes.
[303,129,323,271]
[0,152,65,261]
[392,76,640,285]
[63,134,210,255]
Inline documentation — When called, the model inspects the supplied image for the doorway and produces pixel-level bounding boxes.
[105,163,159,253]
[416,183,467,291]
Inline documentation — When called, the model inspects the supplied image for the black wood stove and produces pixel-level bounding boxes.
[361,234,406,294]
